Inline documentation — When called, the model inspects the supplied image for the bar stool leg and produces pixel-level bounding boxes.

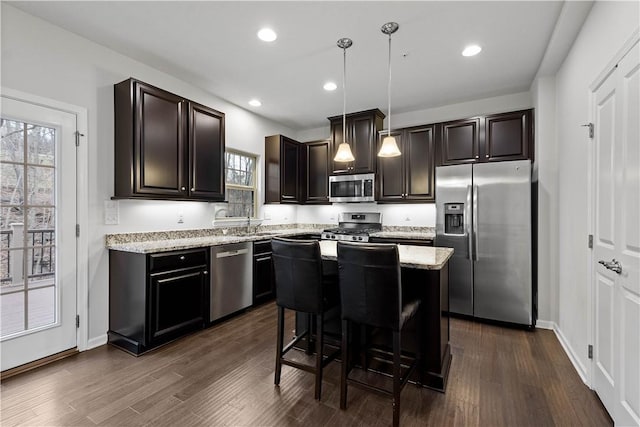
[306,313,314,355]
[314,313,324,400]
[392,330,401,427]
[274,306,285,386]
[340,319,349,410]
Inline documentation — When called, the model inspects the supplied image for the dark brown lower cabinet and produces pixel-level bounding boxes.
[108,248,208,355]
[253,240,275,305]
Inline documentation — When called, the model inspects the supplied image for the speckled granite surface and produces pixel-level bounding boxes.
[318,240,452,270]
[105,224,439,255]
[370,230,435,240]
[106,228,325,253]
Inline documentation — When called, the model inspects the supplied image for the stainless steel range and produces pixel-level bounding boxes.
[321,212,382,242]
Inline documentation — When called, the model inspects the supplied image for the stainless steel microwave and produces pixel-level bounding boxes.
[329,173,375,203]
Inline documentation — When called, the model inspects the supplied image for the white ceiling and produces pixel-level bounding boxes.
[8,1,587,130]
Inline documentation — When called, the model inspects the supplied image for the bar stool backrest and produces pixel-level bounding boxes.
[337,242,402,331]
[272,238,324,314]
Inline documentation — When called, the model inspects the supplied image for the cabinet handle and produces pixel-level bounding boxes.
[203,270,209,275]
[475,155,479,159]
[191,188,195,191]
[179,256,185,260]
[181,186,186,191]
[485,154,489,158]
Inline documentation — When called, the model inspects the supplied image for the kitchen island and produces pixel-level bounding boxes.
[317,240,453,392]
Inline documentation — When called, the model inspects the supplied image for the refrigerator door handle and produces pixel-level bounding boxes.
[466,185,473,260]
[473,184,479,261]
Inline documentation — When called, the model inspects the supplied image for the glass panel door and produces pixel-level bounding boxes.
[0,95,77,371]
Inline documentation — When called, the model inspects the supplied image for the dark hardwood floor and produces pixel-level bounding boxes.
[1,302,612,426]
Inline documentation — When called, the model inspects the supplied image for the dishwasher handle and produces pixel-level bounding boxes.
[216,248,249,258]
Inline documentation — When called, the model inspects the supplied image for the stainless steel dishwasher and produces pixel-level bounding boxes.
[210,242,253,321]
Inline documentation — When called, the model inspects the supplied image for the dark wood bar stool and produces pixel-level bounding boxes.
[271,237,340,400]
[337,242,421,427]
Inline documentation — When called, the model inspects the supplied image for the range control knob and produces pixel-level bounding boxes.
[358,236,363,241]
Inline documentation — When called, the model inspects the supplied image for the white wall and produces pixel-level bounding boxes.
[1,4,295,344]
[553,1,639,380]
[531,76,559,326]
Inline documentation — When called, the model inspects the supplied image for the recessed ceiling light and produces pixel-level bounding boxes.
[462,45,482,57]
[323,82,337,91]
[257,28,277,42]
[249,99,262,107]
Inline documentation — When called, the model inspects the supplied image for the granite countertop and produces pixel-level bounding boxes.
[369,230,435,240]
[106,228,321,254]
[318,240,452,270]
[105,225,437,254]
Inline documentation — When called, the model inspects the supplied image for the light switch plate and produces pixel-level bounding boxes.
[104,200,119,225]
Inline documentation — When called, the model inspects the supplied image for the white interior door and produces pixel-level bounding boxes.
[0,96,77,371]
[592,41,640,426]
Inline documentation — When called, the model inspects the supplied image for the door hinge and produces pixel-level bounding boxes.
[581,123,594,139]
[588,344,593,359]
[74,131,84,147]
[76,224,80,237]
[76,315,80,328]
[588,234,593,249]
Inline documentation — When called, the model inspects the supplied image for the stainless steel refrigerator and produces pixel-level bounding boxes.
[435,160,535,327]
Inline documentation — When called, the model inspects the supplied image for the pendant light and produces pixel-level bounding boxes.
[334,37,355,163]
[378,22,402,158]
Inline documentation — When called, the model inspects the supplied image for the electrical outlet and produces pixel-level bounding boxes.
[405,216,411,221]
[177,209,184,224]
[104,200,119,225]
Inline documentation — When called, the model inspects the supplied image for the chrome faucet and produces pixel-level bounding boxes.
[246,214,251,234]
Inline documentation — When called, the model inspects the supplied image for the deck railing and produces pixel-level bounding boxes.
[0,227,55,285]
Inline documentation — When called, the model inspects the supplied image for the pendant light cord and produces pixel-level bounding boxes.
[343,46,347,145]
[387,33,392,137]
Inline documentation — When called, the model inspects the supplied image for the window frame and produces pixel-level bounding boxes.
[224,148,258,219]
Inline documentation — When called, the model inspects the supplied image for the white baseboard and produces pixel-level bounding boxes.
[552,325,590,386]
[535,319,556,330]
[86,334,108,350]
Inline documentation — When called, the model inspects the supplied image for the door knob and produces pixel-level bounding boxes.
[598,259,622,274]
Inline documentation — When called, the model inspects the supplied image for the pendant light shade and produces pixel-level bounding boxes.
[378,22,401,158]
[378,135,401,157]
[334,37,355,163]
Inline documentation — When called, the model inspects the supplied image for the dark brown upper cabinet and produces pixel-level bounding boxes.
[439,117,480,165]
[114,78,225,201]
[377,125,436,203]
[437,109,534,166]
[188,102,225,200]
[328,109,384,174]
[264,134,305,204]
[483,110,533,162]
[305,140,330,204]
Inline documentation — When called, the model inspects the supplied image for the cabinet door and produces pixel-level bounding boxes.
[149,267,205,344]
[188,102,225,201]
[280,137,299,202]
[377,130,405,202]
[253,254,275,305]
[405,125,436,201]
[306,140,330,203]
[484,110,532,162]
[135,82,186,197]
[351,115,376,173]
[440,118,480,165]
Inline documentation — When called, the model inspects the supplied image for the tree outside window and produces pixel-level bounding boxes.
[224,150,257,218]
